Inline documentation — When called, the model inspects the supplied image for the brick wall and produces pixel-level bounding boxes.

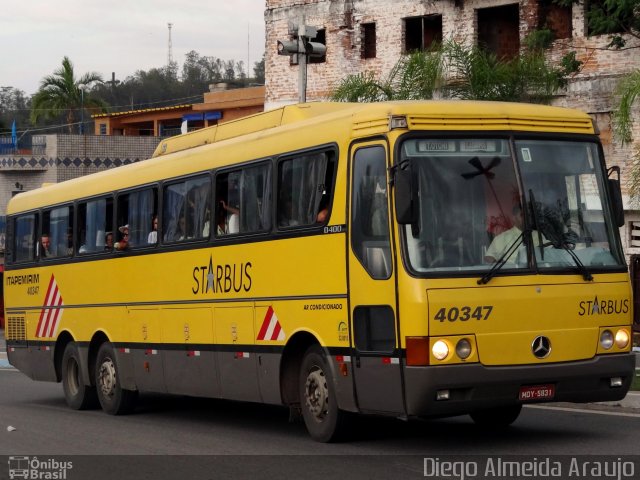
[265,0,553,106]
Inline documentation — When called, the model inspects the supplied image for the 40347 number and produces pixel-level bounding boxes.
[433,305,493,322]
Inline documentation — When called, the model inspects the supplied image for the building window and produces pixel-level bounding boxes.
[361,23,376,59]
[99,123,107,135]
[477,3,520,60]
[404,15,442,52]
[629,221,640,248]
[539,0,572,40]
[308,28,326,64]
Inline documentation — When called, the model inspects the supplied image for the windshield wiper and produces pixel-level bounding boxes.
[554,239,594,282]
[528,189,593,282]
[478,229,529,285]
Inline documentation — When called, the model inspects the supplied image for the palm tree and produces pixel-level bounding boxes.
[331,39,569,104]
[30,56,107,133]
[613,70,640,201]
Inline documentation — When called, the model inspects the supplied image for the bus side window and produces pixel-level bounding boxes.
[185,176,211,240]
[215,162,271,236]
[351,146,391,279]
[77,197,113,254]
[118,188,157,249]
[14,214,37,263]
[277,151,334,228]
[41,206,74,258]
[163,175,208,242]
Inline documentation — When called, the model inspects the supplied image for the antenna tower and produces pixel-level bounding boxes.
[167,23,174,65]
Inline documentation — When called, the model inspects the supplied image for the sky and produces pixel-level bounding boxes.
[0,0,267,96]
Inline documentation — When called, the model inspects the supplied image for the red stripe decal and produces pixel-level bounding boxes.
[256,306,274,341]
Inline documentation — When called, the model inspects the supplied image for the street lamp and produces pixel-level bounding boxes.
[277,22,326,103]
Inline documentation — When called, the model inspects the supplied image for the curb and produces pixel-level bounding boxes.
[596,391,640,409]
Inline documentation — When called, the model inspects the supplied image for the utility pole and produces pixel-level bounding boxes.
[277,19,326,103]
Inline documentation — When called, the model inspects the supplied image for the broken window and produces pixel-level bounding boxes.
[404,15,442,52]
[477,3,520,60]
[361,23,376,59]
[539,0,572,40]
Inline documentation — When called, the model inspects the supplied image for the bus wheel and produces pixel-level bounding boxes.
[95,343,137,415]
[299,345,346,442]
[470,405,522,428]
[61,342,97,410]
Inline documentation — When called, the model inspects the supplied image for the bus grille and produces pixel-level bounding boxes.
[6,315,26,340]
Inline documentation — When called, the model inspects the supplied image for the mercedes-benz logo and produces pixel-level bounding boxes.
[531,335,551,359]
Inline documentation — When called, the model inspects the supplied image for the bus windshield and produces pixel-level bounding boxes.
[400,137,625,274]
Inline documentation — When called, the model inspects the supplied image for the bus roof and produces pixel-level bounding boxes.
[7,100,595,215]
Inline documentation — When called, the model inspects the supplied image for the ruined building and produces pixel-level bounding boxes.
[265,0,640,253]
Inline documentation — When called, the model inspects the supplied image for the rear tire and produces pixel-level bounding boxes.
[95,342,138,415]
[299,345,348,442]
[61,342,98,410]
[470,405,522,428]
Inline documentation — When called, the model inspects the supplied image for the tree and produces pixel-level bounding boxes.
[253,56,265,84]
[330,40,572,104]
[30,57,107,133]
[613,71,640,200]
[0,86,29,132]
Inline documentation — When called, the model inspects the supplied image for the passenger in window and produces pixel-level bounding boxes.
[217,200,239,235]
[115,225,129,250]
[316,197,329,224]
[147,215,158,244]
[202,207,211,237]
[40,234,51,257]
[105,232,114,251]
[66,228,74,256]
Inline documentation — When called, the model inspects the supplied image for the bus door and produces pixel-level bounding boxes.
[348,143,404,414]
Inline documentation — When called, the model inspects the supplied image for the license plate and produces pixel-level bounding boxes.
[519,384,555,401]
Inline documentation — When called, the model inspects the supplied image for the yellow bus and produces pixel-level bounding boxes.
[4,101,635,442]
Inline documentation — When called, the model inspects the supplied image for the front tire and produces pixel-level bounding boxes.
[61,342,98,410]
[299,345,347,442]
[95,342,138,415]
[470,404,522,428]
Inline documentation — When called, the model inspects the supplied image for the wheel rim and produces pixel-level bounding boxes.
[65,358,80,396]
[98,356,117,398]
[304,366,329,421]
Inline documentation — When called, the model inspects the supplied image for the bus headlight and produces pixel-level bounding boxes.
[432,340,449,361]
[615,329,630,349]
[600,330,614,350]
[455,338,472,360]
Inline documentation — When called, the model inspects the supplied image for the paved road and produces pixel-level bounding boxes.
[0,368,639,480]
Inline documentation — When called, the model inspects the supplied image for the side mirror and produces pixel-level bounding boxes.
[607,166,624,228]
[394,166,417,225]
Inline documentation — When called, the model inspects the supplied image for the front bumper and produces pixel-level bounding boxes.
[404,353,635,417]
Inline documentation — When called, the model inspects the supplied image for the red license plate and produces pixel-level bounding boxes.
[519,384,555,401]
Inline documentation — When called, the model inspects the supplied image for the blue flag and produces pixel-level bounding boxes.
[11,120,17,148]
